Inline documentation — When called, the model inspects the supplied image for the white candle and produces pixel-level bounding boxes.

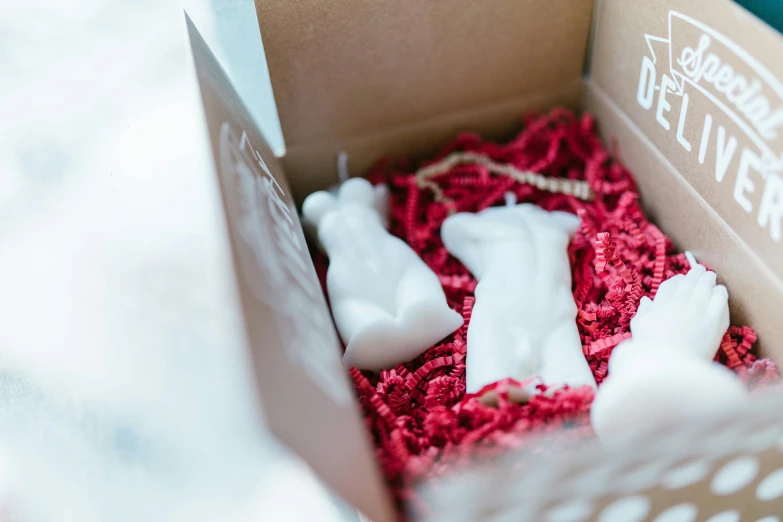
[590,254,748,443]
[441,198,596,395]
[302,178,463,372]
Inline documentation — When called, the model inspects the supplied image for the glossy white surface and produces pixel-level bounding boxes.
[441,201,596,394]
[303,178,462,371]
[591,256,747,444]
[0,1,351,520]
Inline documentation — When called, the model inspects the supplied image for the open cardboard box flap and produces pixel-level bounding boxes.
[185,17,393,521]
[185,0,783,519]
[253,0,594,201]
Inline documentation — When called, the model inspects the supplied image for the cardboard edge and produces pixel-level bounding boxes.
[182,10,264,401]
[582,0,603,78]
[183,15,396,522]
[729,0,783,46]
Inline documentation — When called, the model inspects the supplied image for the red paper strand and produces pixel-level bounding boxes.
[311,109,778,516]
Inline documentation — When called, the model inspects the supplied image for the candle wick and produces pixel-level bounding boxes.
[504,191,517,207]
[338,151,350,184]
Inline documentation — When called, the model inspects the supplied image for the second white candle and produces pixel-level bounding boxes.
[441,196,596,396]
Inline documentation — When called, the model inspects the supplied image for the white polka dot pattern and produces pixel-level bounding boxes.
[597,495,651,522]
[651,503,698,522]
[661,459,711,490]
[704,511,740,522]
[418,392,783,522]
[710,456,760,496]
[756,468,783,501]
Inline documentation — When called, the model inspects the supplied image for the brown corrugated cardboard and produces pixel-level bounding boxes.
[421,391,783,521]
[255,0,595,197]
[183,0,783,519]
[588,0,783,362]
[185,17,394,522]
[282,82,581,203]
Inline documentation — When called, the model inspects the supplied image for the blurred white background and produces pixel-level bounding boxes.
[0,0,350,520]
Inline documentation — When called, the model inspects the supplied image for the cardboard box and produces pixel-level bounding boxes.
[184,0,783,520]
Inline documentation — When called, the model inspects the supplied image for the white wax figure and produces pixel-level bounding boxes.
[590,254,748,444]
[441,198,597,395]
[302,178,463,372]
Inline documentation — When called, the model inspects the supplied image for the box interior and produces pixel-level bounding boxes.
[253,0,594,202]
[254,0,783,363]
[187,0,783,519]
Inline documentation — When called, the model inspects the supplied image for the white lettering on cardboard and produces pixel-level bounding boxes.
[735,148,760,213]
[715,125,738,183]
[637,11,783,245]
[677,92,692,151]
[638,55,657,110]
[758,173,783,241]
[220,122,352,406]
[677,34,783,143]
[656,75,677,130]
[698,113,713,164]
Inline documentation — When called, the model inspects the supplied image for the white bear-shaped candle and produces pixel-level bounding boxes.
[590,254,748,444]
[302,178,463,372]
[441,200,596,395]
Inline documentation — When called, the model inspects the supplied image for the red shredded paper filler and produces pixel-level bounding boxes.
[311,109,779,515]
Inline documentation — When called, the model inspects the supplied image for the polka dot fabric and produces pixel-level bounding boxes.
[310,109,780,515]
